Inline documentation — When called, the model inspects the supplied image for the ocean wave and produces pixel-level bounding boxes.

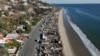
[74,8,100,21]
[64,9,100,56]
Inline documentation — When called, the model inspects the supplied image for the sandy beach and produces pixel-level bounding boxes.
[58,8,75,56]
[58,9,92,56]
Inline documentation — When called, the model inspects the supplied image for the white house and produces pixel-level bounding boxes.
[0,38,13,47]
[23,2,28,6]
[22,0,27,2]
[10,0,18,3]
[16,40,24,45]
[43,34,47,40]
[8,47,17,54]
[9,11,14,16]
[19,11,26,15]
[6,33,19,39]
[3,5,11,11]
[0,38,6,47]
[17,25,26,31]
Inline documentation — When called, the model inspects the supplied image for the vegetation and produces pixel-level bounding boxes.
[0,0,52,56]
[4,11,9,16]
[0,0,52,35]
[24,24,31,33]
[32,18,41,25]
[0,12,2,17]
[16,24,31,34]
[4,39,21,49]
[0,22,9,28]
[0,47,9,56]
[0,22,14,33]
[18,19,27,25]
[16,16,31,34]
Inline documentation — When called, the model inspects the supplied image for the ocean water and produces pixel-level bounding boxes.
[53,4,100,56]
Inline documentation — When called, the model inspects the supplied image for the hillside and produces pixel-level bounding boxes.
[0,0,53,35]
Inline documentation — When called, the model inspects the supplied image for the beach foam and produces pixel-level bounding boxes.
[64,9,100,56]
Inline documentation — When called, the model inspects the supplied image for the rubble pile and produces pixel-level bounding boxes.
[35,11,64,56]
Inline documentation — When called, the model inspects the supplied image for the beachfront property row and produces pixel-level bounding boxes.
[0,33,28,54]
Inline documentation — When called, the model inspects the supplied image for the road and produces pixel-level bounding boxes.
[18,11,54,56]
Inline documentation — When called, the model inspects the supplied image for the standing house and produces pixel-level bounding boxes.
[6,33,19,39]
[0,33,17,54]
[0,34,5,47]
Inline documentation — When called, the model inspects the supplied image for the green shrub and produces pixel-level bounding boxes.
[4,11,9,16]
[16,29,23,34]
[32,21,37,25]
[17,24,31,34]
[24,24,31,33]
[0,12,2,17]
[0,47,9,56]
[4,39,21,49]
[32,18,41,25]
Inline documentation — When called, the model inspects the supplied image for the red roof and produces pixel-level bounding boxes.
[0,36,3,40]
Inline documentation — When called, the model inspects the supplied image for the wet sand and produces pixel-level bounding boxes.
[58,9,92,56]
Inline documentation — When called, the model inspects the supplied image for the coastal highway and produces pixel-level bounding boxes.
[18,11,54,56]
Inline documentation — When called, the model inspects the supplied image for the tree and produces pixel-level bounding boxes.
[0,12,2,17]
[5,39,21,49]
[23,24,31,33]
[0,47,9,56]
[4,11,9,16]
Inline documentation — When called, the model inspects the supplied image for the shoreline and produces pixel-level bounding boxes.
[58,8,75,56]
[58,8,92,56]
